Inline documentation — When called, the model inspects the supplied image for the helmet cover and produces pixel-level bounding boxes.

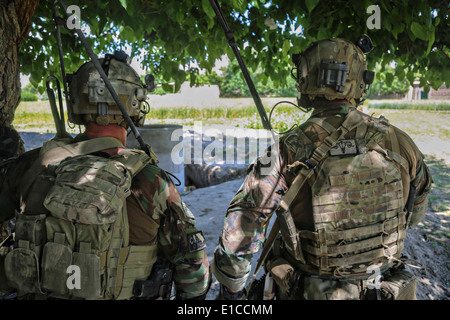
[67,52,149,127]
[292,37,374,107]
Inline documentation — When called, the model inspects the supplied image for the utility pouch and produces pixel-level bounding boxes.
[43,155,132,225]
[4,243,41,294]
[14,213,47,256]
[71,242,101,299]
[302,277,360,300]
[41,232,73,296]
[267,257,295,294]
[380,270,417,300]
[0,246,13,293]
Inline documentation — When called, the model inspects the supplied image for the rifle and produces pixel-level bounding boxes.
[245,273,266,300]
[208,0,272,132]
[44,2,73,141]
[132,255,174,300]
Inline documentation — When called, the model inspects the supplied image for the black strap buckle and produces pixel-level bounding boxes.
[305,159,316,170]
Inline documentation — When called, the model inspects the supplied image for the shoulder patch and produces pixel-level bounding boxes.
[330,139,358,156]
[187,231,206,253]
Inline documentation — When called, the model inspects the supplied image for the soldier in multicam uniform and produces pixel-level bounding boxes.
[0,52,210,300]
[212,36,432,300]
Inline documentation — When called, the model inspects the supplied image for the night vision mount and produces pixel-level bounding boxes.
[355,35,374,53]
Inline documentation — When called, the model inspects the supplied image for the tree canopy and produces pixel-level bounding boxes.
[21,0,449,95]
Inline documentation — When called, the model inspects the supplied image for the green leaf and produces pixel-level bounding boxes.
[120,25,136,42]
[232,0,245,11]
[190,72,197,87]
[200,60,212,72]
[434,17,440,27]
[395,68,405,81]
[385,73,394,87]
[119,0,127,9]
[391,23,405,40]
[406,70,415,85]
[306,0,319,12]
[187,41,200,58]
[202,0,216,20]
[410,22,428,40]
[282,39,290,56]
[161,83,173,93]
[29,71,42,90]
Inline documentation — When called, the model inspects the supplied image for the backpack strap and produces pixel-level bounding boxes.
[247,110,366,294]
[306,117,336,135]
[40,137,124,166]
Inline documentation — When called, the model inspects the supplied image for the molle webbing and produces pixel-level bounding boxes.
[300,214,406,244]
[253,110,366,281]
[300,114,408,276]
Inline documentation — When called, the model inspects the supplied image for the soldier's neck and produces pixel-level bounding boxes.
[85,122,127,155]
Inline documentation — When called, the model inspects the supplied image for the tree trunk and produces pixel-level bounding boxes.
[0,0,39,159]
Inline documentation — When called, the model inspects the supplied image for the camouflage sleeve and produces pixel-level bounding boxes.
[132,164,211,299]
[394,126,433,226]
[212,146,287,292]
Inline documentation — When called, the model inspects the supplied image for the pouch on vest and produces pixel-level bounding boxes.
[380,270,417,300]
[4,241,42,294]
[40,154,132,299]
[4,213,47,294]
[43,154,132,224]
[302,277,361,300]
[266,257,295,295]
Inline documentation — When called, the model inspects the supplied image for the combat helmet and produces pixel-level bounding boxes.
[67,50,154,128]
[291,35,375,108]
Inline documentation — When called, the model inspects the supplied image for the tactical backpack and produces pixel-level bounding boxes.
[4,137,158,299]
[253,109,417,297]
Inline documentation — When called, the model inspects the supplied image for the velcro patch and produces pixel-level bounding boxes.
[330,139,358,156]
[187,231,206,253]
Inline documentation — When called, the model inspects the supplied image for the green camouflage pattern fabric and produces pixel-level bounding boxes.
[294,38,370,105]
[68,57,147,127]
[302,142,407,276]
[128,161,211,298]
[43,154,132,225]
[212,102,432,293]
[0,134,210,299]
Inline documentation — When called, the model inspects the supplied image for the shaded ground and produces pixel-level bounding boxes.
[402,156,450,300]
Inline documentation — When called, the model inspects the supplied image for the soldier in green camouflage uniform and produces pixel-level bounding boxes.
[212,36,432,300]
[0,52,210,300]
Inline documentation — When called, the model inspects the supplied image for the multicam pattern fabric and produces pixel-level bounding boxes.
[43,154,132,225]
[212,102,432,294]
[0,134,210,299]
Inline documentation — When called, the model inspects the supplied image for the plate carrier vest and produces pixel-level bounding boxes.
[4,137,159,299]
[262,109,412,279]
